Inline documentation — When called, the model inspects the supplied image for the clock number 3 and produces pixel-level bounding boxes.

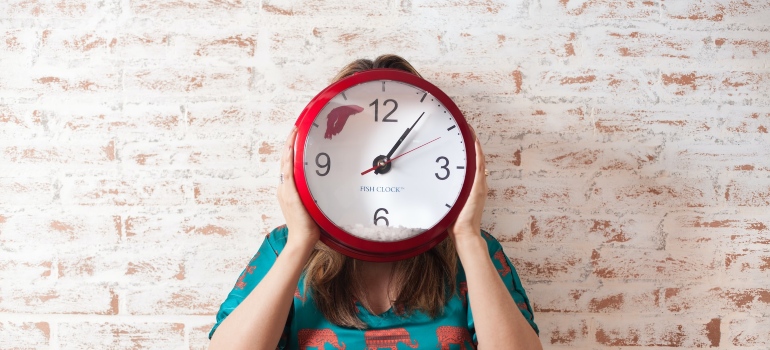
[373,208,390,227]
[369,99,398,122]
[435,156,450,180]
[315,152,331,176]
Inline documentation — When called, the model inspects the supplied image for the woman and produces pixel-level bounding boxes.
[208,55,542,350]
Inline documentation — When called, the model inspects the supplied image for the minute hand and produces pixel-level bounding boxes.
[385,112,424,159]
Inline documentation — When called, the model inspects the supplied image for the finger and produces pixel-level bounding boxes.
[473,137,488,192]
[474,136,485,175]
[280,127,298,187]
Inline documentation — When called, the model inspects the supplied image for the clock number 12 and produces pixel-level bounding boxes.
[369,99,398,122]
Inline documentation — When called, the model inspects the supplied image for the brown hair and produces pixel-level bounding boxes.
[303,54,458,329]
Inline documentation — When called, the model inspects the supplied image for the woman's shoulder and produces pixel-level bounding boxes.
[264,224,289,255]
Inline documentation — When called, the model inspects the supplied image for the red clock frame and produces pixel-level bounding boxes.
[293,69,476,262]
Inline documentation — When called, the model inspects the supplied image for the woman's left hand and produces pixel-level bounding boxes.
[448,128,487,241]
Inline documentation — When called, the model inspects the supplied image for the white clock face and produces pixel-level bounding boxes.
[302,79,468,242]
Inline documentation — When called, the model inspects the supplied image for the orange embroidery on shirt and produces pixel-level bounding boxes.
[437,326,475,350]
[234,257,259,290]
[298,328,345,350]
[494,250,511,277]
[364,328,418,349]
[294,287,307,303]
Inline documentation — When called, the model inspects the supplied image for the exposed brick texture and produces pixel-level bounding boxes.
[1,0,768,348]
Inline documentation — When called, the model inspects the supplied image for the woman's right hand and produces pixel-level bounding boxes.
[277,126,321,250]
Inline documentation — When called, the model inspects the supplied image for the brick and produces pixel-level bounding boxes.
[176,29,257,61]
[725,178,770,206]
[193,180,274,206]
[0,0,116,18]
[0,103,43,140]
[591,176,717,209]
[131,0,247,18]
[590,107,717,136]
[488,179,579,208]
[0,212,121,246]
[0,28,38,60]
[539,0,659,19]
[124,211,278,244]
[590,248,718,281]
[445,29,577,61]
[119,140,252,169]
[0,284,117,314]
[660,71,770,99]
[509,246,589,282]
[125,285,224,315]
[60,177,189,206]
[713,33,770,60]
[187,102,261,138]
[0,254,54,282]
[587,28,704,59]
[523,136,666,174]
[664,286,770,314]
[1,140,116,170]
[124,66,250,96]
[528,213,661,248]
[672,143,770,174]
[409,0,527,17]
[0,177,57,205]
[0,322,49,349]
[262,0,393,16]
[38,27,116,60]
[58,322,185,350]
[425,69,529,97]
[729,317,770,347]
[594,316,720,347]
[535,314,590,346]
[35,102,184,141]
[663,212,770,250]
[664,0,770,23]
[30,65,122,95]
[532,69,657,102]
[532,283,660,314]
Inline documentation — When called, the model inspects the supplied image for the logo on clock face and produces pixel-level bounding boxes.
[325,105,364,139]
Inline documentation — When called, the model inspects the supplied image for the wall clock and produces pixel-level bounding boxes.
[293,69,475,262]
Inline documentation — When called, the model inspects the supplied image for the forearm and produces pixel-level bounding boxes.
[209,241,314,350]
[454,235,542,350]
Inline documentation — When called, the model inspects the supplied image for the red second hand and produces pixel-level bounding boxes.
[361,137,441,175]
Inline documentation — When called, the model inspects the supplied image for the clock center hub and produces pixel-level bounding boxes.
[372,155,392,175]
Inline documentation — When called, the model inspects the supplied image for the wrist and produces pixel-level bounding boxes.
[452,234,486,253]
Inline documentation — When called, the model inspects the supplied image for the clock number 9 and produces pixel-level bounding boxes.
[369,99,398,122]
[373,208,390,227]
[315,152,331,176]
[435,156,450,180]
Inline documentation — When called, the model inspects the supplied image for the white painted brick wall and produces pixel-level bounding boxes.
[1,0,769,348]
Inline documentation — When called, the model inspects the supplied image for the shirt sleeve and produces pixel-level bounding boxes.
[466,230,539,341]
[208,225,291,346]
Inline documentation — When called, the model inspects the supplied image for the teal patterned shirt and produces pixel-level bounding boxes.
[210,226,538,349]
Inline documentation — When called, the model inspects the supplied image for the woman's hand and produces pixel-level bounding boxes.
[448,128,488,241]
[277,127,321,250]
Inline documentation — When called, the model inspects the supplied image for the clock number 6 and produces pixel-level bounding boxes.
[315,152,331,176]
[369,99,398,122]
[435,156,450,180]
[373,208,390,227]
